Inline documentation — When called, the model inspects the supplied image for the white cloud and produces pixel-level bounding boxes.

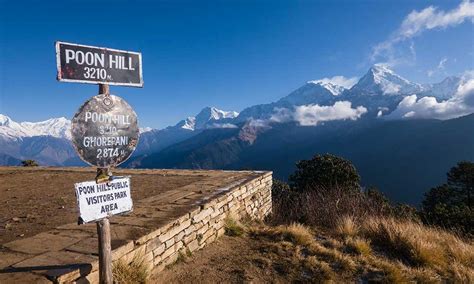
[372,1,474,61]
[386,71,474,120]
[458,71,474,105]
[387,95,461,119]
[243,118,273,129]
[270,107,293,123]
[207,123,238,129]
[439,58,448,69]
[294,102,367,126]
[427,57,448,77]
[269,101,367,126]
[309,76,359,89]
[399,1,474,37]
[377,107,390,117]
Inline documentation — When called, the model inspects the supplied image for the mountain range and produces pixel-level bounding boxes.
[1,64,473,204]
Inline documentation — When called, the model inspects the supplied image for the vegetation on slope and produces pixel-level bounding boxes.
[269,154,474,281]
[154,154,474,282]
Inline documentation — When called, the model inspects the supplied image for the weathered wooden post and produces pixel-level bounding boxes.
[97,83,113,284]
[97,216,113,284]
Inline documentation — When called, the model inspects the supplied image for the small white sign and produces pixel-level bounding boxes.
[75,177,133,223]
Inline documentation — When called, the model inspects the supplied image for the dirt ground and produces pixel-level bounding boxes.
[0,167,204,244]
[153,235,292,284]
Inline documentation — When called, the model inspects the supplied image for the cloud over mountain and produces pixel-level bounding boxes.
[269,101,367,126]
[294,102,368,126]
[386,71,474,120]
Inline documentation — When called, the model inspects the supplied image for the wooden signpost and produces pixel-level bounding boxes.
[56,41,143,284]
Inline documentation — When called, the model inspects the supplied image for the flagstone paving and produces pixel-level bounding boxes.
[0,167,271,283]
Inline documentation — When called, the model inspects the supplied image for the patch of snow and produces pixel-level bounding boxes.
[307,75,358,96]
[308,81,346,96]
[194,107,239,129]
[178,117,196,131]
[139,127,153,133]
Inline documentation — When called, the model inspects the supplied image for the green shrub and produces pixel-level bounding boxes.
[421,161,474,236]
[289,154,360,192]
[21,159,38,167]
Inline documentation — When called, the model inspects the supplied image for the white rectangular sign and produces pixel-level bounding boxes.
[75,177,133,223]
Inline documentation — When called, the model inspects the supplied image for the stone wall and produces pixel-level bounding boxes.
[77,171,272,283]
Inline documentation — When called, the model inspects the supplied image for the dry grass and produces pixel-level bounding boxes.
[346,237,372,257]
[277,223,314,246]
[336,215,359,237]
[175,250,187,264]
[224,217,245,237]
[155,215,473,283]
[448,261,474,282]
[308,241,357,272]
[303,256,336,280]
[249,215,474,282]
[362,217,446,266]
[352,217,474,282]
[375,260,411,283]
[113,253,150,284]
[249,223,314,246]
[409,267,442,283]
[249,224,349,282]
[321,238,343,250]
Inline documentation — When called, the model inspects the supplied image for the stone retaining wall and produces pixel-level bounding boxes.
[77,171,272,283]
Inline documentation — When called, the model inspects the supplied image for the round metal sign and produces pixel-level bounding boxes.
[71,94,139,167]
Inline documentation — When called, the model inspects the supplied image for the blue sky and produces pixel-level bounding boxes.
[1,0,473,128]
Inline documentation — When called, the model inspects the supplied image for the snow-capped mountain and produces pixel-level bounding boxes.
[194,107,239,129]
[0,114,29,140]
[131,106,240,157]
[236,65,468,123]
[350,64,424,96]
[278,82,340,105]
[306,80,346,96]
[173,107,239,131]
[175,117,196,131]
[0,105,240,164]
[21,117,71,139]
[236,80,350,122]
[0,115,71,140]
[0,115,80,166]
[419,76,461,100]
[2,64,472,168]
[139,127,153,133]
